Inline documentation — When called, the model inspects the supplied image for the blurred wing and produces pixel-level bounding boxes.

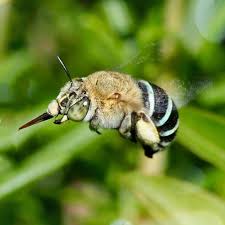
[159,79,212,109]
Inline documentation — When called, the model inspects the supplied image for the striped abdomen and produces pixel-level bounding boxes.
[138,80,179,152]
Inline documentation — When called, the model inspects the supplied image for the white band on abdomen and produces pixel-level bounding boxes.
[160,119,179,137]
[141,81,155,117]
[155,98,173,127]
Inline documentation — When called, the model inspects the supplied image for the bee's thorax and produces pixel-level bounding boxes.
[82,71,144,128]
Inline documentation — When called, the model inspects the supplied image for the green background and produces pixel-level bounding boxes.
[0,0,225,224]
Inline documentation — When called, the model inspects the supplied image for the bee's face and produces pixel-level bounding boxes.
[47,80,90,121]
[18,57,92,130]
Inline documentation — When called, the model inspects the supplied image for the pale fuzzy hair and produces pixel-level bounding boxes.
[83,71,144,128]
[84,71,143,112]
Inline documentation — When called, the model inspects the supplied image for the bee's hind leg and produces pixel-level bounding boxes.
[119,112,161,157]
[119,112,137,142]
[135,112,160,158]
[142,144,159,158]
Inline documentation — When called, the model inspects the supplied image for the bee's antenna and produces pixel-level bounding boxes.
[57,56,73,84]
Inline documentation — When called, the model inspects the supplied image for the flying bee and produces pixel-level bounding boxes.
[19,56,179,158]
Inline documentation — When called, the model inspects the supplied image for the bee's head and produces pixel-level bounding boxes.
[19,57,90,130]
[48,79,90,121]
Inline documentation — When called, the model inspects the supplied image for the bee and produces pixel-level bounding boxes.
[19,57,179,158]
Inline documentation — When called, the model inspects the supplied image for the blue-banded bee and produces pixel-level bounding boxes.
[19,57,179,158]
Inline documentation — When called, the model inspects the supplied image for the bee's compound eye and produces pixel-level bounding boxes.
[83,101,88,106]
[82,96,89,106]
[67,97,90,121]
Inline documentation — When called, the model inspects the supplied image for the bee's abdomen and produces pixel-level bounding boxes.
[138,80,179,150]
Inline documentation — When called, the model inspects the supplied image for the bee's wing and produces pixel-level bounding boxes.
[159,79,212,110]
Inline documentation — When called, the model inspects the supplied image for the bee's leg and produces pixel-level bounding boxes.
[89,110,101,134]
[119,112,137,142]
[119,114,131,139]
[54,115,68,125]
[89,123,101,134]
[135,112,160,158]
[142,144,159,158]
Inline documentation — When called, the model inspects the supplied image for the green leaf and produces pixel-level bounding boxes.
[0,125,99,200]
[101,0,133,35]
[177,107,225,171]
[125,174,225,225]
[198,76,225,107]
[0,50,33,85]
[0,101,51,151]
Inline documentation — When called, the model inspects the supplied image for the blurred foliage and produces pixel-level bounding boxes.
[0,0,225,225]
